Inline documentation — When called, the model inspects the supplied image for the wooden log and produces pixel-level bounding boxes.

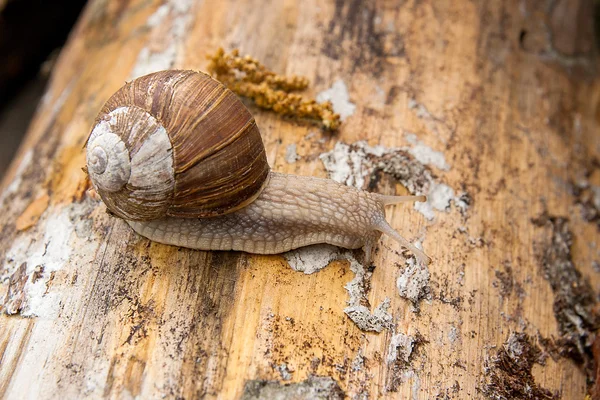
[1,0,598,398]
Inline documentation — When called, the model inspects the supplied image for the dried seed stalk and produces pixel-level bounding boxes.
[207,48,341,130]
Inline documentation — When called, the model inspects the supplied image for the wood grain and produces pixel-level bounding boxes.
[0,0,598,399]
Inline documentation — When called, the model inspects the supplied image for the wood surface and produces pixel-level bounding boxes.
[1,0,599,399]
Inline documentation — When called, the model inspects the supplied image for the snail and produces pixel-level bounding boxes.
[85,70,431,265]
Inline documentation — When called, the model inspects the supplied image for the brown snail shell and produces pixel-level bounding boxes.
[86,70,269,221]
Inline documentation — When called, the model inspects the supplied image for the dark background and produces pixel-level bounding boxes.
[0,0,86,179]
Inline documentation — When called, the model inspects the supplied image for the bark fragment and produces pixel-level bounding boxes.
[241,376,344,400]
[481,332,558,400]
[532,214,600,381]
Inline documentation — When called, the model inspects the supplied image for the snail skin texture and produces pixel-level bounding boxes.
[86,70,431,265]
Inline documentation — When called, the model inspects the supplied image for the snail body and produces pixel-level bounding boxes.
[86,70,431,265]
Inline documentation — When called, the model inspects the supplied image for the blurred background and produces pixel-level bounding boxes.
[0,0,86,179]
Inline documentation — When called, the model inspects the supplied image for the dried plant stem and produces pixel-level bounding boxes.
[207,48,341,130]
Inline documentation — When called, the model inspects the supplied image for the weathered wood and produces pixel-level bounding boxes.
[1,0,598,399]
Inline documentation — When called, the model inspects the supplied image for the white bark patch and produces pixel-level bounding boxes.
[385,333,422,399]
[130,0,195,78]
[413,182,455,221]
[316,79,356,121]
[387,333,416,364]
[20,276,62,319]
[351,349,365,371]
[0,150,33,203]
[284,244,341,274]
[405,133,449,171]
[131,47,178,79]
[344,299,392,332]
[320,140,468,221]
[146,4,170,27]
[32,209,73,273]
[284,143,299,164]
[343,254,392,332]
[3,206,74,318]
[275,363,293,381]
[5,208,73,275]
[396,257,431,309]
[319,141,386,189]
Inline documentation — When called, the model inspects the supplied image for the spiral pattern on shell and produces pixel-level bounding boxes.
[85,70,270,221]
